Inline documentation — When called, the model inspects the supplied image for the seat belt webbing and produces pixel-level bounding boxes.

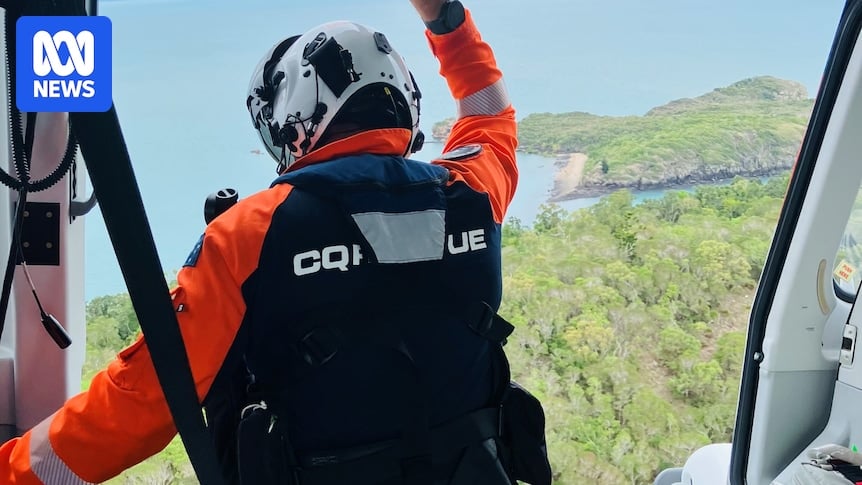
[70,107,226,485]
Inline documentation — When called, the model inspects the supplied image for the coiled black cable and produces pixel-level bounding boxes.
[0,4,79,346]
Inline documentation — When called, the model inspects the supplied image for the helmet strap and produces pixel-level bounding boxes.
[276,151,287,174]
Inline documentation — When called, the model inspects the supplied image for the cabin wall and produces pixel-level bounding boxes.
[747,23,862,484]
[12,113,87,431]
[0,8,87,438]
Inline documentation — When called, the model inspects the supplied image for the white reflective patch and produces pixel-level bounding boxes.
[29,414,92,484]
[457,79,510,118]
[352,210,446,263]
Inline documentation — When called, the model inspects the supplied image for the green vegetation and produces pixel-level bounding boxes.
[85,284,197,484]
[501,175,788,483]
[521,77,811,197]
[435,77,812,199]
[432,117,456,142]
[82,175,789,484]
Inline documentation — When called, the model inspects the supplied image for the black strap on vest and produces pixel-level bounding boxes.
[252,301,514,484]
[293,301,514,372]
[295,407,501,485]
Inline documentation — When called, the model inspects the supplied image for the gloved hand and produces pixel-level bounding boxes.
[409,0,448,22]
[807,444,862,466]
[791,465,855,485]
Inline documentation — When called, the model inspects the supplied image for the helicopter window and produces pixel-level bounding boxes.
[834,187,862,301]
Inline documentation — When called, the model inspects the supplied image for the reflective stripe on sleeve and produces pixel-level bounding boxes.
[456,79,511,118]
[29,416,92,485]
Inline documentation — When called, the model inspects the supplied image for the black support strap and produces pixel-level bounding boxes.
[2,2,223,481]
[292,302,514,374]
[70,107,225,485]
[295,407,501,485]
[465,301,515,345]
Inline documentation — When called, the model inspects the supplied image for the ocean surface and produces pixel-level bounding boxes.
[84,0,846,299]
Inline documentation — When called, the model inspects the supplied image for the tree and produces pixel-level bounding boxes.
[534,204,567,234]
[591,190,639,261]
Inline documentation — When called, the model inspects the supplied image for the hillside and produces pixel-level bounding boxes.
[433,76,813,200]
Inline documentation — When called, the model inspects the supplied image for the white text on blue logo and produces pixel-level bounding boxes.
[32,30,96,98]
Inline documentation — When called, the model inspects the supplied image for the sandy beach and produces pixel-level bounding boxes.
[552,153,588,199]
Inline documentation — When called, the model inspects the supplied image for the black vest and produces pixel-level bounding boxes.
[204,154,511,483]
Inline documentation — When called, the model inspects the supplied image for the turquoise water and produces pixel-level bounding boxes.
[84,0,845,299]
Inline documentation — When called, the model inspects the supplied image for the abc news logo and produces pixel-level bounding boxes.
[16,16,112,112]
[33,30,96,98]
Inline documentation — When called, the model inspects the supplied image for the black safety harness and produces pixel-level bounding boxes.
[235,301,515,485]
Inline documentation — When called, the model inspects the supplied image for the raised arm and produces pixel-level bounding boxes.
[412,0,519,224]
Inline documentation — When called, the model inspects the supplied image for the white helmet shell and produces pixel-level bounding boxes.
[247,21,423,171]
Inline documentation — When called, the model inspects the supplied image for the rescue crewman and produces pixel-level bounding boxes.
[0,0,527,483]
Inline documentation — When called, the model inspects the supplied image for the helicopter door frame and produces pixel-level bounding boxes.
[731,0,862,483]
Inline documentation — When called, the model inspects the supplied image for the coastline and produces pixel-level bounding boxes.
[552,153,588,198]
[547,152,791,202]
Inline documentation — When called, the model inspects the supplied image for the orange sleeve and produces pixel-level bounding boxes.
[427,8,518,224]
[0,184,292,484]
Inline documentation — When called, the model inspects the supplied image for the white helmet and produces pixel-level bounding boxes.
[247,21,424,172]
